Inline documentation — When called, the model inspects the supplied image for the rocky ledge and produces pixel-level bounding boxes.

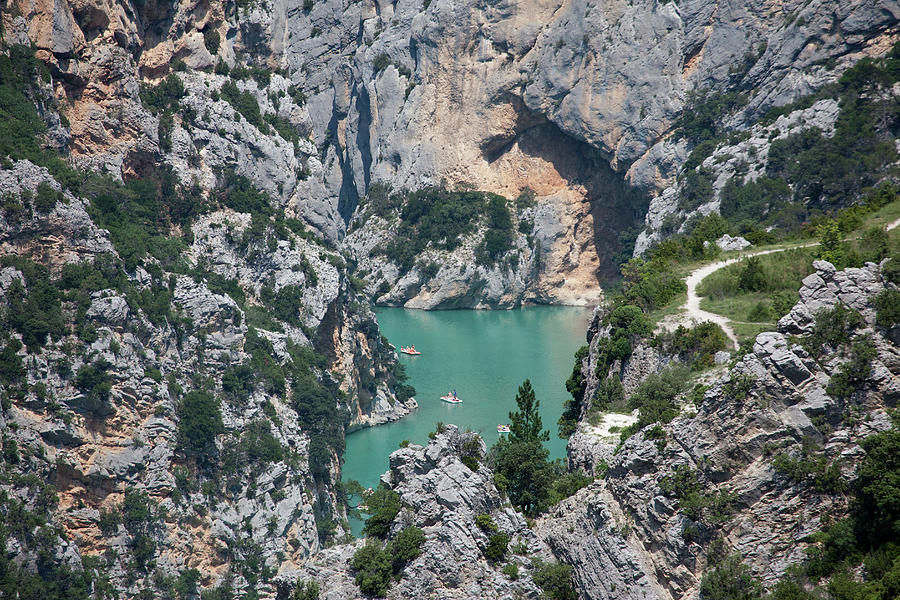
[293,425,551,599]
[555,259,900,598]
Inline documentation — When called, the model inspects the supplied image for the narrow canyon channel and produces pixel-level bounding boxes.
[343,306,593,534]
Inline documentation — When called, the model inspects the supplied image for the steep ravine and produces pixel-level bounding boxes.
[290,259,900,599]
[1,0,899,597]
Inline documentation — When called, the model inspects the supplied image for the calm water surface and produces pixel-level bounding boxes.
[342,306,592,532]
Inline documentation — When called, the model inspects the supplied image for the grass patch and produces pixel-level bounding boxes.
[697,247,817,300]
[699,293,778,322]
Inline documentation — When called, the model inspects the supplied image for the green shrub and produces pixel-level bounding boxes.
[351,542,392,597]
[620,258,687,312]
[0,339,25,386]
[531,559,577,600]
[593,304,654,376]
[659,464,736,525]
[140,73,186,115]
[802,304,863,359]
[875,289,900,328]
[629,366,690,429]
[34,181,60,213]
[667,322,729,368]
[738,257,766,292]
[719,176,794,231]
[559,345,589,438]
[502,562,519,580]
[772,438,847,494]
[826,335,877,399]
[475,514,498,533]
[460,455,479,472]
[770,291,797,317]
[746,301,773,323]
[362,486,401,538]
[2,258,65,351]
[373,54,392,72]
[222,362,255,402]
[548,470,592,505]
[485,532,510,562]
[176,390,224,456]
[294,580,319,600]
[261,284,305,327]
[243,419,283,464]
[475,194,514,266]
[203,28,221,54]
[74,359,114,415]
[678,168,714,211]
[591,375,626,415]
[389,526,425,572]
[220,81,265,130]
[351,526,425,596]
[699,553,762,600]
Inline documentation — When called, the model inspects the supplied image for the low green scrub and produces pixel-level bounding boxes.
[558,346,589,437]
[629,365,691,430]
[594,305,653,378]
[351,525,425,597]
[678,167,715,211]
[697,248,816,301]
[660,465,735,526]
[475,194,515,266]
[766,413,900,599]
[531,559,577,600]
[140,74,186,115]
[875,289,900,328]
[802,304,863,360]
[220,80,266,131]
[719,176,797,232]
[74,359,114,415]
[362,485,401,539]
[176,390,224,458]
[656,322,729,370]
[82,168,201,271]
[371,185,515,273]
[699,552,762,600]
[0,43,82,190]
[825,335,876,399]
[588,375,626,417]
[772,438,847,494]
[1,257,65,351]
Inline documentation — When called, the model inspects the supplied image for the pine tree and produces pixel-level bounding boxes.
[509,379,549,444]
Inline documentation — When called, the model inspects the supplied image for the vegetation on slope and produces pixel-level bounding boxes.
[359,183,518,274]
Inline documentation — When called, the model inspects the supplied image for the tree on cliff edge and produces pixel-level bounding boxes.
[491,379,555,516]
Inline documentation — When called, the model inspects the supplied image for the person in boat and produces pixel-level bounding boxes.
[452,389,457,399]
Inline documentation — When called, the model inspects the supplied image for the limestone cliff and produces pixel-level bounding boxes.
[551,259,900,598]
[9,0,896,307]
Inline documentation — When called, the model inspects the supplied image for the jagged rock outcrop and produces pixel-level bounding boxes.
[11,0,895,305]
[0,158,411,596]
[634,98,842,254]
[555,260,900,599]
[293,425,550,599]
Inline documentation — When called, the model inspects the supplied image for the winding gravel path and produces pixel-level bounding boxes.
[679,215,900,350]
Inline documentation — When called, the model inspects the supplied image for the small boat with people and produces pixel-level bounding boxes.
[440,389,462,403]
[497,424,511,433]
[400,345,421,355]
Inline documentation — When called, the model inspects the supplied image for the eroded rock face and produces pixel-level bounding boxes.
[0,159,412,596]
[10,0,895,305]
[293,425,550,599]
[557,261,900,599]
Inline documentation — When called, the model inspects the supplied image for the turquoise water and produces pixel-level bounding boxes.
[342,306,592,532]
